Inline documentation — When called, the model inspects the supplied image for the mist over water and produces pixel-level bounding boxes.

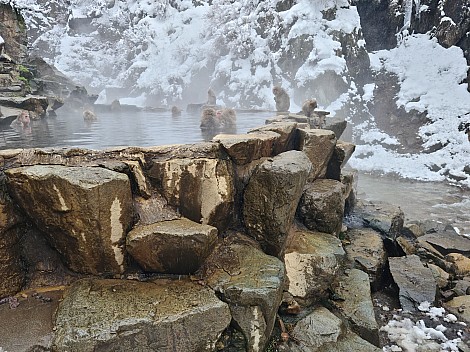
[0,109,274,150]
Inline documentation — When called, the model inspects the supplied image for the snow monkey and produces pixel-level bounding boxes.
[216,108,236,128]
[110,99,121,111]
[272,85,290,112]
[207,88,217,105]
[200,107,236,130]
[302,98,318,117]
[171,105,182,116]
[200,107,218,130]
[16,110,30,128]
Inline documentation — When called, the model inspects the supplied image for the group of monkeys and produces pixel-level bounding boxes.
[198,86,319,131]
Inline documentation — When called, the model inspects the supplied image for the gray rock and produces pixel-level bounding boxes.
[420,229,470,256]
[298,128,336,180]
[133,193,180,226]
[126,218,218,274]
[297,178,346,236]
[326,140,356,181]
[355,200,404,241]
[214,131,280,165]
[291,306,343,350]
[324,117,348,139]
[332,269,379,346]
[53,278,231,351]
[345,228,387,291]
[201,233,286,352]
[389,255,437,312]
[243,150,312,256]
[6,165,134,275]
[284,228,345,302]
[317,331,382,352]
[249,121,298,155]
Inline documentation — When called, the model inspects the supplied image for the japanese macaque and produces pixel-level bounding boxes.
[15,111,30,128]
[302,98,318,117]
[110,99,121,111]
[216,108,236,128]
[207,88,217,105]
[200,107,236,130]
[272,85,290,112]
[171,105,182,116]
[200,107,218,129]
[83,108,97,121]
[459,121,470,142]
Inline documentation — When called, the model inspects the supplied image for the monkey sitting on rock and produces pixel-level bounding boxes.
[272,85,290,113]
[302,98,318,117]
[200,107,236,130]
[300,98,327,128]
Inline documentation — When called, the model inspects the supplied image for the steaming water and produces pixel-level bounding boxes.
[0,109,468,235]
[0,109,275,150]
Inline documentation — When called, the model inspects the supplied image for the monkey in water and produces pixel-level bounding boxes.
[200,107,236,130]
[272,85,290,112]
[207,88,217,105]
[171,105,182,116]
[14,110,30,128]
[83,108,97,121]
[110,99,121,111]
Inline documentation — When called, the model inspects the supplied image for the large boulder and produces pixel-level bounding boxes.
[0,184,23,298]
[388,255,438,312]
[201,233,286,352]
[5,165,134,275]
[249,121,299,155]
[126,218,218,274]
[326,140,356,181]
[297,178,346,236]
[332,269,379,346]
[53,278,231,351]
[213,131,279,165]
[355,200,404,242]
[344,228,387,291]
[298,128,336,180]
[290,306,343,350]
[148,144,234,231]
[243,150,312,256]
[284,228,345,303]
[420,228,470,257]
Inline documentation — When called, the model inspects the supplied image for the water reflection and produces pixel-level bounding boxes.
[356,171,470,236]
[0,109,274,150]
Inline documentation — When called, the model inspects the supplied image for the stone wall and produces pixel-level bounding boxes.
[0,116,357,351]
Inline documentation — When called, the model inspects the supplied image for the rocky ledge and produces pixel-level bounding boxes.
[0,108,468,351]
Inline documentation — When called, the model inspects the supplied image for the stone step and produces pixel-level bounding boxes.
[0,85,23,92]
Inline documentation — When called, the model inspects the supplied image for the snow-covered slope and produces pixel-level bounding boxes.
[3,0,470,186]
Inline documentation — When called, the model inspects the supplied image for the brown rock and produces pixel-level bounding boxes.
[298,128,336,180]
[243,150,312,256]
[6,165,134,275]
[297,178,346,236]
[127,218,218,274]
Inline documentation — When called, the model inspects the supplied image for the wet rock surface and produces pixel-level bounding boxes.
[5,165,134,275]
[53,278,231,352]
[388,255,438,312]
[243,150,312,256]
